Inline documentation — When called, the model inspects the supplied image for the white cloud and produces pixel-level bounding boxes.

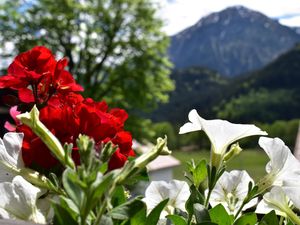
[157,0,300,35]
[280,16,300,27]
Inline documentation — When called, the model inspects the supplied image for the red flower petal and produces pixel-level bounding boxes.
[18,88,35,103]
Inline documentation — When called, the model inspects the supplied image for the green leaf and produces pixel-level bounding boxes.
[62,168,85,209]
[130,205,147,225]
[186,184,205,217]
[145,199,169,225]
[209,204,233,225]
[99,162,108,174]
[110,198,146,221]
[97,215,114,225]
[193,203,210,223]
[197,222,218,225]
[258,211,279,225]
[58,196,80,215]
[111,186,127,207]
[52,202,78,225]
[166,215,187,225]
[90,173,114,207]
[124,168,149,185]
[188,160,207,188]
[234,213,257,225]
[286,221,295,225]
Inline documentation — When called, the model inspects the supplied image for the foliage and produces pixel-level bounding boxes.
[152,67,228,123]
[151,122,178,149]
[217,89,300,123]
[172,150,269,181]
[154,44,300,126]
[0,0,174,139]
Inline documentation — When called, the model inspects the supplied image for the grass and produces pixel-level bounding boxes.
[172,149,269,181]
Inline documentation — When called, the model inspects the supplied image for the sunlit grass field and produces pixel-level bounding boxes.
[172,149,269,181]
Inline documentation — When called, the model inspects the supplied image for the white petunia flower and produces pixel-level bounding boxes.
[256,186,300,224]
[256,137,300,224]
[179,109,267,167]
[209,170,257,215]
[142,180,190,218]
[256,187,289,217]
[258,137,300,187]
[282,178,300,210]
[0,175,50,224]
[0,132,24,182]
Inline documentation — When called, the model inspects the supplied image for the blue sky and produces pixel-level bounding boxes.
[156,0,300,35]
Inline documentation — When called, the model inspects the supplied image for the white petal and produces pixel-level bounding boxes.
[256,199,286,217]
[169,180,190,212]
[210,170,256,214]
[283,179,300,209]
[179,109,202,134]
[259,137,289,174]
[2,132,24,167]
[0,207,12,219]
[0,132,24,182]
[256,187,289,217]
[36,195,56,223]
[201,119,267,155]
[0,176,47,223]
[179,110,267,154]
[243,198,258,211]
[143,180,190,217]
[259,137,300,186]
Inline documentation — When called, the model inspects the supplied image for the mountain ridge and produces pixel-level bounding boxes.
[169,6,300,77]
[154,43,300,123]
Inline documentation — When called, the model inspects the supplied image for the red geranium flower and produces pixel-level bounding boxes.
[0,46,83,105]
[16,94,134,170]
[1,46,56,88]
[2,46,134,172]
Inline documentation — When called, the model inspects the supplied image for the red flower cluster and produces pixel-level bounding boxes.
[0,46,135,170]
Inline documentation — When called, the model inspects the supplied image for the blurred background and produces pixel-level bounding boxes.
[0,0,300,180]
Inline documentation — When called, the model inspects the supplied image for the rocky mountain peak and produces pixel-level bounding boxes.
[169,6,300,76]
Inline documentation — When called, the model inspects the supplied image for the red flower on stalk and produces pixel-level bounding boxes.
[17,95,135,170]
[2,46,134,172]
[0,46,83,105]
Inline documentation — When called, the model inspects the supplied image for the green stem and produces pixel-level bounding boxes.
[279,216,284,225]
[0,160,64,194]
[285,207,300,225]
[93,182,116,225]
[204,188,212,208]
[210,151,222,170]
[93,137,170,224]
[234,202,245,219]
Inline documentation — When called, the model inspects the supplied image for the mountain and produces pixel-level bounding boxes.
[154,43,300,124]
[293,27,300,35]
[169,6,300,77]
[216,43,300,122]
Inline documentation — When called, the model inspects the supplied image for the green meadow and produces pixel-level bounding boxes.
[172,149,269,181]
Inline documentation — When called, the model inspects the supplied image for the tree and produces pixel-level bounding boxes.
[0,0,174,139]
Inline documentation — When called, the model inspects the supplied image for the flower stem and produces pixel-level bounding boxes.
[234,203,244,219]
[204,188,212,208]
[279,216,284,225]
[93,137,170,224]
[285,207,300,225]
